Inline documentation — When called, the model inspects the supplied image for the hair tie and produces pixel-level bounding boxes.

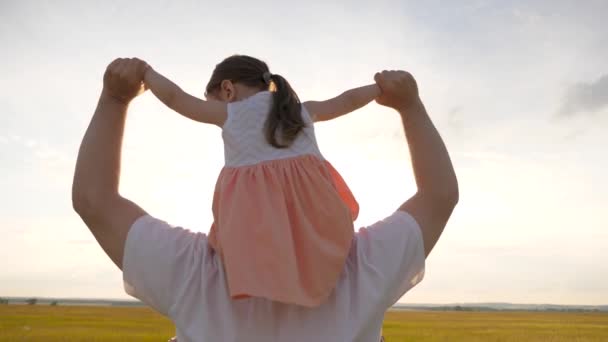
[262,71,272,85]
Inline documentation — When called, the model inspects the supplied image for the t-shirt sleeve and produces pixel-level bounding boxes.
[122,214,209,316]
[354,210,426,308]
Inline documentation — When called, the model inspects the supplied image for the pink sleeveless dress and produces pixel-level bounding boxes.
[208,91,359,307]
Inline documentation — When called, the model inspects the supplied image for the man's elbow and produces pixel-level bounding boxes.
[426,183,459,212]
[445,181,459,210]
[72,186,96,220]
[444,184,459,208]
[71,185,111,222]
[441,173,460,207]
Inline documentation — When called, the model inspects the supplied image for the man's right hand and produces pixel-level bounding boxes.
[374,70,458,258]
[102,57,148,104]
[374,70,420,112]
[71,57,150,270]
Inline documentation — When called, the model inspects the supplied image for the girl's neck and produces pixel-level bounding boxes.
[232,84,265,102]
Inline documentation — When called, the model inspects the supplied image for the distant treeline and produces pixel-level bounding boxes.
[398,305,608,313]
[0,297,144,307]
[2,297,607,312]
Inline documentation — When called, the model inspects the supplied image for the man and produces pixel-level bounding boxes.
[72,58,458,341]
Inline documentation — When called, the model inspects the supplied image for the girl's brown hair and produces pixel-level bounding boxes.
[205,55,304,148]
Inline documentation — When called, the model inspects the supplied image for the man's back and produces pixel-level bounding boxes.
[123,211,425,342]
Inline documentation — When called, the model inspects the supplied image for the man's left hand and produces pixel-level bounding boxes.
[102,57,148,104]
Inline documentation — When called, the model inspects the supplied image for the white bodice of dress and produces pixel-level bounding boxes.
[222,91,324,168]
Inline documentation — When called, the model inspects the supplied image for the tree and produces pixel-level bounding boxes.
[50,301,58,306]
[26,298,37,305]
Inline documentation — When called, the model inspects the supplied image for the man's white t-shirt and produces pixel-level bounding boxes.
[123,210,425,342]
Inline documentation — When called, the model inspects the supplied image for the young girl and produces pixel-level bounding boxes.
[143,55,380,307]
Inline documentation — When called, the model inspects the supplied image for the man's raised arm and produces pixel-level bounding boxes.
[72,58,149,269]
[375,70,459,257]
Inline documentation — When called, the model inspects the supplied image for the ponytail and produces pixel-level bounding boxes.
[264,74,305,148]
[205,55,305,148]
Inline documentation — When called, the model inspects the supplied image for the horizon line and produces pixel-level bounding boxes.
[2,296,606,307]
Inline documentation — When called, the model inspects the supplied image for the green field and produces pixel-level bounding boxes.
[1,305,607,341]
[383,310,608,341]
[0,306,173,341]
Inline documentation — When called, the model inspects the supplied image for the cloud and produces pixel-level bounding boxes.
[2,135,72,167]
[447,106,463,132]
[558,74,608,116]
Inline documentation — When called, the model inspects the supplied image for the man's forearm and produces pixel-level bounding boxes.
[72,91,128,215]
[399,99,458,202]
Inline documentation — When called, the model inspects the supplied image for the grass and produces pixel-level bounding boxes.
[0,305,174,341]
[1,305,607,341]
[384,310,608,341]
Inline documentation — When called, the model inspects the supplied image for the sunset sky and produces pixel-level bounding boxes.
[1,0,607,305]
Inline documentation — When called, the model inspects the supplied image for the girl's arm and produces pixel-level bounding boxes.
[303,84,381,122]
[143,66,226,126]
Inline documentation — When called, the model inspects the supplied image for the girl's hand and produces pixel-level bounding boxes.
[136,60,151,92]
[372,83,382,101]
[141,62,152,90]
